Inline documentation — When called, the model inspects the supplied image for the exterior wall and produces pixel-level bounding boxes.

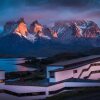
[0,81,100,100]
[49,78,55,83]
[55,61,100,82]
[73,64,90,78]
[46,66,63,82]
[0,81,100,99]
[55,70,73,82]
[89,73,100,80]
[46,66,63,79]
[0,71,5,80]
[64,82,100,87]
[0,71,5,84]
[80,65,100,79]
[47,83,64,92]
[0,83,5,89]
[3,85,47,93]
[0,82,100,93]
[55,65,91,82]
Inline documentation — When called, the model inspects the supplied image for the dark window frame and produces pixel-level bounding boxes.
[73,70,77,73]
[49,71,55,78]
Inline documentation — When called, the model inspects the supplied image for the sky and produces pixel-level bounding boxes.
[0,0,100,30]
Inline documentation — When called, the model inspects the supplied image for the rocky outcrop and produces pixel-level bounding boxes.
[2,19,100,40]
[52,20,100,40]
[3,21,17,34]
[29,20,43,36]
[14,18,28,37]
[73,20,100,38]
[2,18,28,37]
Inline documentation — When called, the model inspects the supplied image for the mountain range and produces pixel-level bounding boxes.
[0,18,100,57]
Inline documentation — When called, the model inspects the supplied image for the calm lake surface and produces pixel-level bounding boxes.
[0,58,35,72]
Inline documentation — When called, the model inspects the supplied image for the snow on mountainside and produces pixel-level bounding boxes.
[29,20,51,39]
[1,18,100,40]
[0,18,100,57]
[52,20,100,44]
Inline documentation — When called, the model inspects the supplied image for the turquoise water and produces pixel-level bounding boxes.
[0,58,35,72]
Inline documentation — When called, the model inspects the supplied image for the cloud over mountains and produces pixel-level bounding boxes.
[0,0,100,29]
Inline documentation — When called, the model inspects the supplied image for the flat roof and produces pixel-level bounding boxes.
[6,78,100,87]
[49,55,100,72]
[0,70,5,71]
[50,55,100,66]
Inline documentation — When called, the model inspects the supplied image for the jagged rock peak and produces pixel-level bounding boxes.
[52,20,100,38]
[3,21,17,34]
[29,20,43,36]
[14,18,28,37]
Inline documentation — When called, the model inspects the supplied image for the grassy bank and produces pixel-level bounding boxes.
[47,87,100,100]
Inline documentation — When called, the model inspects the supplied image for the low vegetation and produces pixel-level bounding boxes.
[47,87,100,100]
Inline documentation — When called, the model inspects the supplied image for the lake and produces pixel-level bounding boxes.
[0,58,35,72]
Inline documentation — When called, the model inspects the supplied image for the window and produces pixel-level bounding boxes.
[4,90,45,96]
[49,71,55,78]
[0,79,4,83]
[73,70,77,73]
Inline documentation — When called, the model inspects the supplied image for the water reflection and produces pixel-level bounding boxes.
[0,58,35,72]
